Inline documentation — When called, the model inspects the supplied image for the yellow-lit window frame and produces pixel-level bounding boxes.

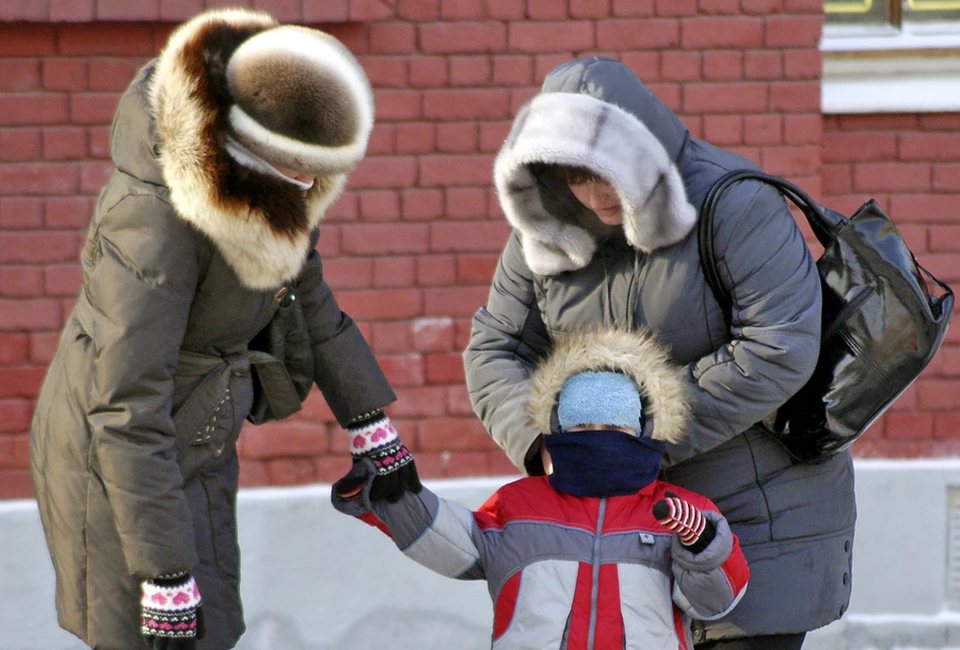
[906,0,960,9]
[825,0,873,12]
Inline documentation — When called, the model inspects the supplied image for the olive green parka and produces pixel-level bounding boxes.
[29,9,393,649]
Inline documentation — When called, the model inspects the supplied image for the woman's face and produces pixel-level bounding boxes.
[568,178,623,225]
[275,165,316,186]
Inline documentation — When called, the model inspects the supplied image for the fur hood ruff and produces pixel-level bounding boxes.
[494,92,697,276]
[147,8,359,290]
[527,327,691,444]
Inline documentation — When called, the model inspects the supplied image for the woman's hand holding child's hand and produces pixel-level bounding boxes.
[333,413,421,513]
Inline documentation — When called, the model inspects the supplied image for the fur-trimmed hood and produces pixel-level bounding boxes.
[527,327,691,444]
[141,8,367,290]
[494,57,697,276]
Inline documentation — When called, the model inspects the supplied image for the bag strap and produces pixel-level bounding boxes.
[700,171,955,327]
[698,170,834,328]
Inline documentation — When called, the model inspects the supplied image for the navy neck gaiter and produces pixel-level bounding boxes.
[544,430,664,498]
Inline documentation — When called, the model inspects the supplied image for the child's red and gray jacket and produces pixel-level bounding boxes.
[360,473,749,650]
[341,328,749,648]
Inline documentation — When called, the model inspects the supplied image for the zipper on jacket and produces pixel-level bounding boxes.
[600,247,615,328]
[587,498,606,650]
[691,619,706,645]
[601,245,643,329]
[624,250,643,329]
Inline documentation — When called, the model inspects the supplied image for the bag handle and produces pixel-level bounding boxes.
[698,170,840,328]
[913,256,955,319]
[699,170,954,327]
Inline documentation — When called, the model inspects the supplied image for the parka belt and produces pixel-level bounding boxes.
[244,349,306,424]
[173,348,303,434]
[71,292,301,431]
[171,350,244,443]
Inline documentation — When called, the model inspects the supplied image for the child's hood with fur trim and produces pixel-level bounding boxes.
[494,56,697,277]
[527,327,691,444]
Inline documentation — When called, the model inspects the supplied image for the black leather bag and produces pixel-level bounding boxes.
[699,170,954,463]
[246,286,315,425]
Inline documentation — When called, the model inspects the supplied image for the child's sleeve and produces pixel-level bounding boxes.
[670,504,750,620]
[369,488,493,580]
[332,458,505,581]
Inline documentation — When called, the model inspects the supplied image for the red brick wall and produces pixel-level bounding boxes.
[822,114,960,459]
[5,0,951,501]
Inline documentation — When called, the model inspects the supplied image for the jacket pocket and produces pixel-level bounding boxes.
[172,357,244,480]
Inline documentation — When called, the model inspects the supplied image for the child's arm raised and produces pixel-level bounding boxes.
[656,494,750,621]
[332,456,498,581]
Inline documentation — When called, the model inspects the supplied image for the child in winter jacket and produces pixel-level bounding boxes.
[332,327,749,650]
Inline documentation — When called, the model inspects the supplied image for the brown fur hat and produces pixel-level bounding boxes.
[527,327,692,444]
[226,24,373,175]
[147,8,370,289]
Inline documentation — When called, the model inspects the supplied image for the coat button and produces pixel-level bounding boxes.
[272,287,289,305]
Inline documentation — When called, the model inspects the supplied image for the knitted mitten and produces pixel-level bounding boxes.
[652,492,717,555]
[340,412,421,503]
[141,572,204,650]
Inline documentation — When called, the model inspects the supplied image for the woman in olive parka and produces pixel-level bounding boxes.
[29,8,418,650]
[464,56,856,649]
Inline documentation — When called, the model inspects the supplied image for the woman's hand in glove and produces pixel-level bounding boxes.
[341,412,422,503]
[141,572,204,650]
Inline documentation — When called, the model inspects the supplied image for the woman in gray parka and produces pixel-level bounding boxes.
[464,56,856,649]
[29,8,418,650]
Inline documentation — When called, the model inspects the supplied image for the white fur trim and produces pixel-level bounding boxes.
[495,93,697,276]
[170,174,344,290]
[229,105,369,173]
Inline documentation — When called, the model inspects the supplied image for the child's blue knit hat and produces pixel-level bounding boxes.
[557,371,643,435]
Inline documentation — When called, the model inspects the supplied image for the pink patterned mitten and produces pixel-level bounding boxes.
[341,412,421,503]
[140,572,204,649]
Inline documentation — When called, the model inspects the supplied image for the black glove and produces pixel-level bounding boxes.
[332,456,377,516]
[341,412,422,503]
[652,492,716,555]
[141,572,205,649]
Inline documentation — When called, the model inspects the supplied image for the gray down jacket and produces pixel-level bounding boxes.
[29,9,394,650]
[463,56,856,641]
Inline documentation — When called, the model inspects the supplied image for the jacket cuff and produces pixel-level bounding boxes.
[670,510,733,571]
